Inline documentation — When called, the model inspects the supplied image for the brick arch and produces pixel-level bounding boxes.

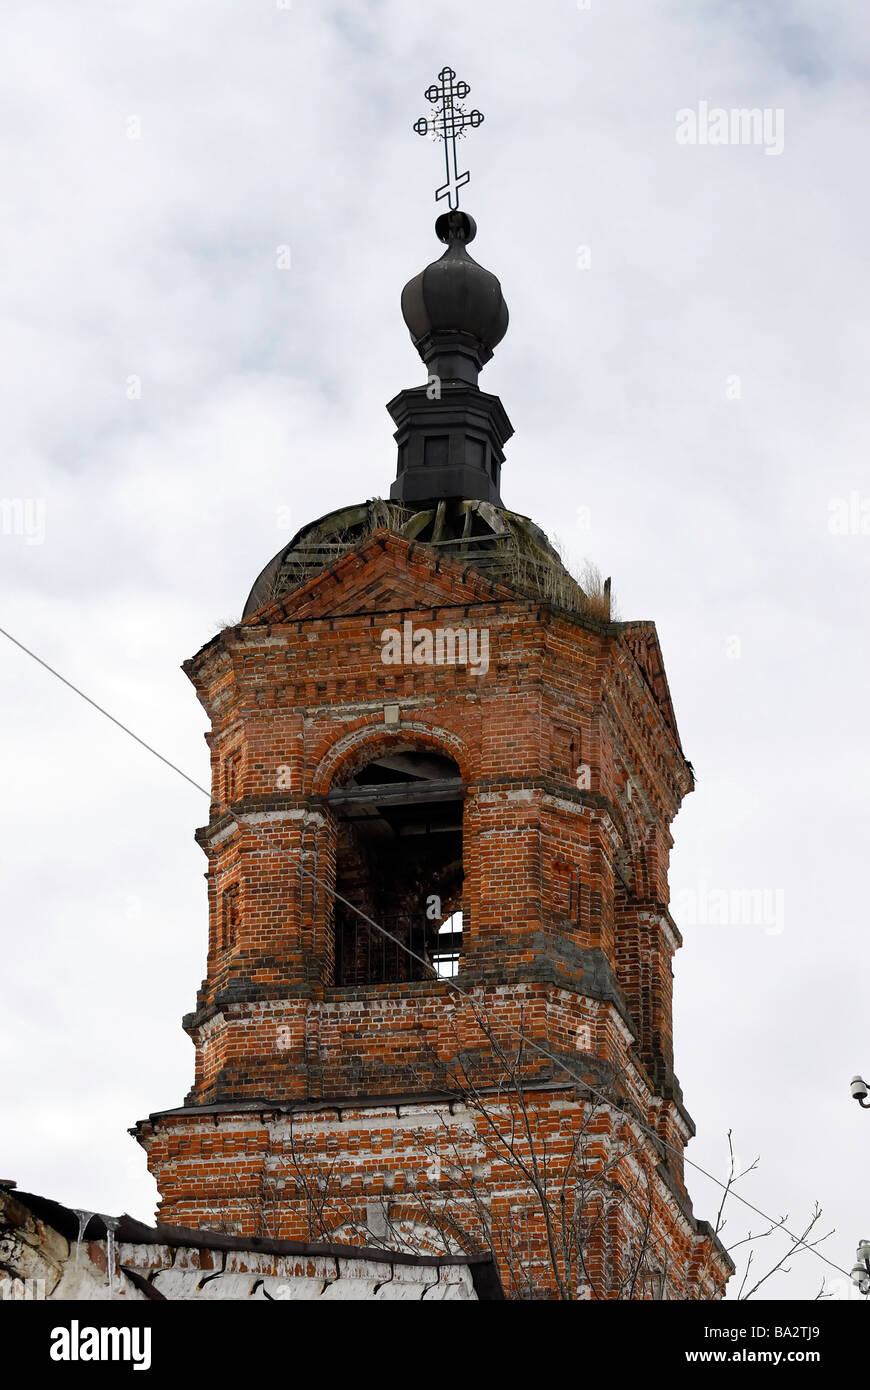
[311,720,474,796]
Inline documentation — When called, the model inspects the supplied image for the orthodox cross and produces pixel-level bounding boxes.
[414,66,484,211]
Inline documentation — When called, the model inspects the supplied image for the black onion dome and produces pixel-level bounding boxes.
[400,211,509,380]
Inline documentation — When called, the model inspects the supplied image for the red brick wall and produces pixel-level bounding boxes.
[137,1091,726,1300]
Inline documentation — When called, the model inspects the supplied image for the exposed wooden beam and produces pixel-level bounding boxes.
[326,779,465,809]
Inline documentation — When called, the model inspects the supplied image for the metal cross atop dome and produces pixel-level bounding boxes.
[413,66,484,211]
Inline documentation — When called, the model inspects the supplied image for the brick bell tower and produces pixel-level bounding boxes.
[133,183,731,1297]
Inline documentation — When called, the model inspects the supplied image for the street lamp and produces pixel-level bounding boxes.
[849,1085,870,1295]
[852,1241,870,1295]
[851,1076,870,1108]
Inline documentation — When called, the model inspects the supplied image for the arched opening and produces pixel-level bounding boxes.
[327,746,465,986]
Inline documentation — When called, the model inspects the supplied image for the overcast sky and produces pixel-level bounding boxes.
[1,0,868,1301]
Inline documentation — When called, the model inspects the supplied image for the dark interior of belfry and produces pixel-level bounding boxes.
[328,747,465,986]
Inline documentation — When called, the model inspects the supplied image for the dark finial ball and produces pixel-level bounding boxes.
[435,210,477,245]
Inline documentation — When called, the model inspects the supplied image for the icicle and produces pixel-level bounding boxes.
[72,1210,94,1272]
[103,1217,119,1299]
